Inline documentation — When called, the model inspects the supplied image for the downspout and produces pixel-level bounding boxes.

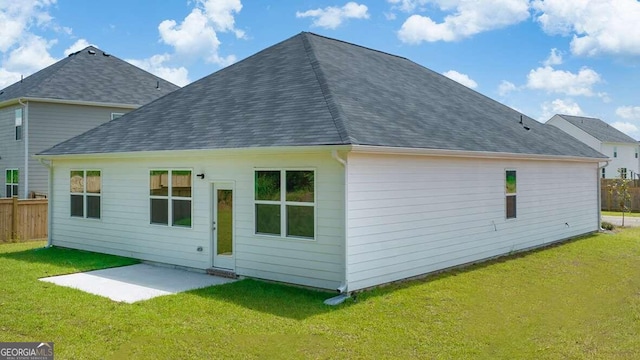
[325,150,349,305]
[38,158,53,247]
[598,160,610,231]
[18,98,29,199]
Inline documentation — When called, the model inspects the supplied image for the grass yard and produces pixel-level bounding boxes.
[1,230,639,359]
[602,210,640,217]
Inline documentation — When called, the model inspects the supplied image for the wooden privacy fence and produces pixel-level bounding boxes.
[601,179,640,212]
[0,197,47,242]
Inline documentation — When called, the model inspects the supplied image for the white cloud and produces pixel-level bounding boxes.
[498,80,517,96]
[611,121,639,137]
[397,0,530,43]
[64,39,93,56]
[387,0,428,12]
[158,0,243,65]
[0,0,56,52]
[616,106,640,120]
[296,2,369,29]
[540,98,583,120]
[4,35,57,75]
[443,70,477,89]
[543,48,563,66]
[127,54,190,87]
[0,68,22,89]
[533,0,640,56]
[526,66,600,96]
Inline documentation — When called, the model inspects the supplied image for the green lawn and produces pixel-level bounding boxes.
[1,230,639,359]
[602,210,640,217]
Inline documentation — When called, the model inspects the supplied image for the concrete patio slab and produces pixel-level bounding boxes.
[40,263,236,303]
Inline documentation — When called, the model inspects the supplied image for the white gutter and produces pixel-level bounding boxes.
[351,145,606,163]
[35,145,353,161]
[38,158,53,247]
[18,98,28,199]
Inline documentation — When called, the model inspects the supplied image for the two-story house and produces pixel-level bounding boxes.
[0,46,179,198]
[546,114,639,179]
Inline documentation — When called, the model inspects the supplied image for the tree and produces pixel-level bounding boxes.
[607,169,632,226]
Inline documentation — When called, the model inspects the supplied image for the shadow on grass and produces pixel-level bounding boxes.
[0,245,139,274]
[187,278,339,320]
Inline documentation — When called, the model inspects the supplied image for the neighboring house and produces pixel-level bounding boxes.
[547,114,639,179]
[0,46,179,198]
[37,33,606,293]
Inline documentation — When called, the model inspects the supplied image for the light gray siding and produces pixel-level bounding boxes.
[0,104,25,198]
[346,152,599,291]
[50,151,345,290]
[28,102,133,195]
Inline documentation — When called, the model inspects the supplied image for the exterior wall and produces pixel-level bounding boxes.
[600,143,639,179]
[0,104,25,198]
[547,115,602,150]
[28,102,133,196]
[49,151,345,290]
[346,153,599,291]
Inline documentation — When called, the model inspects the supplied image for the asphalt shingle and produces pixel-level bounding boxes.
[0,46,179,106]
[557,114,637,144]
[38,33,606,159]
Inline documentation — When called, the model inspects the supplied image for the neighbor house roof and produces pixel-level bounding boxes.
[0,46,179,106]
[39,33,605,159]
[555,114,638,144]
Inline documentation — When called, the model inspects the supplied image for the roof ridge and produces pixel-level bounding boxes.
[301,32,352,144]
[303,31,408,62]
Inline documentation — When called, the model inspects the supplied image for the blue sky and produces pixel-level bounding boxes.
[2,0,640,138]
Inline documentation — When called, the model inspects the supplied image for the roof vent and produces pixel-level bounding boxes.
[156,80,160,89]
[88,49,96,55]
[103,52,110,57]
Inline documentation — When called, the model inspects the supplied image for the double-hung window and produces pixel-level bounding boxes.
[15,108,22,141]
[149,170,192,227]
[70,170,101,219]
[255,170,315,239]
[5,169,18,198]
[505,170,517,219]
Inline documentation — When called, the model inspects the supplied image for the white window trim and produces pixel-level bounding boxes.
[70,169,102,219]
[254,168,317,241]
[505,169,517,220]
[5,168,19,198]
[111,112,124,120]
[149,169,193,228]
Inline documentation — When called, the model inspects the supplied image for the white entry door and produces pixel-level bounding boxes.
[212,182,235,270]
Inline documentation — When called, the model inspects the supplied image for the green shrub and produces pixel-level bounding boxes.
[601,221,615,231]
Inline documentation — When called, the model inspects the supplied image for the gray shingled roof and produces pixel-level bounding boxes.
[0,46,179,106]
[557,114,637,144]
[39,33,605,159]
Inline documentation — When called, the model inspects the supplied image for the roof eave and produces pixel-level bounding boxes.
[0,97,140,109]
[350,145,608,163]
[34,144,353,160]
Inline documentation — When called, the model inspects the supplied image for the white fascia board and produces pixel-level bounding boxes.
[350,145,608,163]
[34,145,352,160]
[0,97,139,109]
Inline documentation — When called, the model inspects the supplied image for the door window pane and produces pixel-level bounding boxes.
[256,204,281,235]
[286,205,314,238]
[217,189,233,255]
